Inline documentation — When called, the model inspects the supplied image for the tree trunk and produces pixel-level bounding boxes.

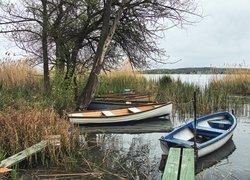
[76,0,127,110]
[42,0,50,92]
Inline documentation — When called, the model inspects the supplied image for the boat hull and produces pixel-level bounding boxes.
[95,93,153,102]
[198,131,233,157]
[160,131,234,157]
[88,101,154,110]
[69,102,172,125]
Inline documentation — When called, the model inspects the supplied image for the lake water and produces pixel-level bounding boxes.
[20,74,250,179]
[144,74,225,87]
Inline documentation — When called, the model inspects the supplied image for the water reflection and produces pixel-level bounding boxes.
[196,139,236,173]
[79,116,173,134]
[196,139,237,179]
[82,133,163,179]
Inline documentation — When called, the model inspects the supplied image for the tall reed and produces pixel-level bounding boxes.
[0,60,81,174]
[154,74,241,116]
[0,103,79,165]
[96,70,156,95]
[0,60,43,110]
[210,69,250,96]
[0,60,38,88]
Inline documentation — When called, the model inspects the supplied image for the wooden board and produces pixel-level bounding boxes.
[162,148,181,180]
[0,135,60,168]
[162,148,194,180]
[0,141,47,168]
[179,148,194,180]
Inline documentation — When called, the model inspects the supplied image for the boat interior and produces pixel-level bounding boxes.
[70,104,162,117]
[172,116,233,144]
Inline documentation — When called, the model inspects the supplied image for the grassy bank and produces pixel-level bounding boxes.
[0,60,79,178]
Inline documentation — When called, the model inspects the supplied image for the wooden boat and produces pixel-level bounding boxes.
[159,111,237,157]
[68,102,172,125]
[88,100,156,110]
[94,93,154,102]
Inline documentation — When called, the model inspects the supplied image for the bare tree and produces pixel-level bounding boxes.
[0,0,200,110]
[41,0,50,91]
[76,0,128,109]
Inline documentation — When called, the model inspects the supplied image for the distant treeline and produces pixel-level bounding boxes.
[142,67,242,74]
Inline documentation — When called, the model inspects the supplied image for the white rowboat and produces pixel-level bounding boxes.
[68,102,172,125]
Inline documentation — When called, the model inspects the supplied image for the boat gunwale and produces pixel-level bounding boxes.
[90,100,156,106]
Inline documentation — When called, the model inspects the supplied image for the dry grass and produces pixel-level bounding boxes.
[225,69,250,81]
[0,102,78,156]
[210,69,250,95]
[0,60,37,88]
[0,60,81,171]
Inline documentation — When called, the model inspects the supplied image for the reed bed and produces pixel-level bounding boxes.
[0,103,80,169]
[0,60,43,110]
[96,70,156,95]
[95,72,243,116]
[210,69,250,96]
[0,60,38,88]
[154,75,241,116]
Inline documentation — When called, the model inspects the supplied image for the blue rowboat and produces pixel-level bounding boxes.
[94,93,153,102]
[88,100,155,110]
[159,111,237,157]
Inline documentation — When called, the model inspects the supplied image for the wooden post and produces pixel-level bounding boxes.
[193,92,198,163]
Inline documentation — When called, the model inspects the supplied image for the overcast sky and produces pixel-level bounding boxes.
[1,0,250,69]
[157,0,250,69]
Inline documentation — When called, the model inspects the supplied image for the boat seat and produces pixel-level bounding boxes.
[128,107,141,113]
[173,128,194,140]
[102,111,115,116]
[195,126,226,137]
[208,120,232,130]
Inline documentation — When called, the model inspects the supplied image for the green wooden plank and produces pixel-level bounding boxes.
[162,148,181,180]
[179,148,194,180]
[0,140,47,168]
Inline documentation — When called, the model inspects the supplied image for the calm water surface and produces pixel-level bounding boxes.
[144,74,225,87]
